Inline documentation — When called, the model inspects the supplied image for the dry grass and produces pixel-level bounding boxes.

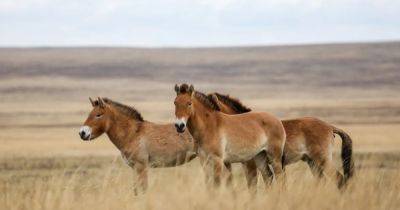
[1,154,399,210]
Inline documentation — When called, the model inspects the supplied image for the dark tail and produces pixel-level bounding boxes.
[333,126,355,186]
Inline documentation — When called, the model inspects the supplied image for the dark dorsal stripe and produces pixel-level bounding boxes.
[212,92,252,114]
[94,98,144,122]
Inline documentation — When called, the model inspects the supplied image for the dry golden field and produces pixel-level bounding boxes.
[0,42,400,210]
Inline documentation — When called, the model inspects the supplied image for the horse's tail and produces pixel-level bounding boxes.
[332,126,355,185]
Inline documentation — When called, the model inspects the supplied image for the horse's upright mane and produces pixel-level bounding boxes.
[194,91,221,111]
[176,84,220,111]
[94,98,144,122]
[210,92,252,114]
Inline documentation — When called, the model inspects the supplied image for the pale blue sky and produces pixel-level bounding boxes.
[1,0,399,46]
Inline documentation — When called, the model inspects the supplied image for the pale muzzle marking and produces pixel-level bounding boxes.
[79,126,92,140]
[174,118,187,133]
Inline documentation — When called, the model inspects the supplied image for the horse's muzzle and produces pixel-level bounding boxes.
[175,123,186,133]
[79,131,90,140]
[79,126,91,141]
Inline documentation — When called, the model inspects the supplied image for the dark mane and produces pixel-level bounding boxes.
[194,91,221,111]
[176,83,220,111]
[94,98,144,122]
[211,92,252,114]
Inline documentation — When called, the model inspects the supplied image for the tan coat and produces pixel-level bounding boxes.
[174,84,286,188]
[210,92,355,188]
[79,97,195,193]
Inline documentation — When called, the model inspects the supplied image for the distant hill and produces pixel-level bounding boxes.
[1,42,400,125]
[1,42,399,99]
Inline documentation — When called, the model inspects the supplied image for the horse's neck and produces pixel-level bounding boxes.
[187,100,218,141]
[106,113,140,151]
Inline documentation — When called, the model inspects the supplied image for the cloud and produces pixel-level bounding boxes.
[0,0,399,46]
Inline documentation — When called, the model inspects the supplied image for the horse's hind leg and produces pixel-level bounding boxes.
[325,161,344,188]
[268,155,286,189]
[254,151,274,187]
[304,155,323,178]
[242,159,258,190]
[266,144,285,187]
[306,155,343,187]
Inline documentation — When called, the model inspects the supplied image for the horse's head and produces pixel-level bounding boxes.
[173,84,195,133]
[79,97,112,141]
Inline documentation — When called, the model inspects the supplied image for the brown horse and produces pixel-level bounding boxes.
[79,97,196,193]
[209,92,355,188]
[174,84,286,187]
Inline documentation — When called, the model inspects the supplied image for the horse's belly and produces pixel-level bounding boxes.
[148,151,195,168]
[223,135,268,163]
[224,145,267,162]
[146,138,195,167]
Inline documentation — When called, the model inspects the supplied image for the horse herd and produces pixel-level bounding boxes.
[79,83,354,193]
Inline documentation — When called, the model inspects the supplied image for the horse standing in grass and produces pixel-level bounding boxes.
[209,92,354,188]
[174,84,286,187]
[79,97,196,193]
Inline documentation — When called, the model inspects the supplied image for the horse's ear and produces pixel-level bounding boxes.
[97,97,105,108]
[189,85,194,94]
[89,97,96,107]
[174,84,179,94]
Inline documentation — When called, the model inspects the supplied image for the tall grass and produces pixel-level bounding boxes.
[1,155,399,210]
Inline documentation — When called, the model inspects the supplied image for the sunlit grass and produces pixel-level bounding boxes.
[1,155,399,210]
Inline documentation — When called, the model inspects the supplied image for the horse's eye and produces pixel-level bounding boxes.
[96,114,103,118]
[188,102,192,106]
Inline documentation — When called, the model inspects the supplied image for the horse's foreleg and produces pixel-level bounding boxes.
[225,162,233,186]
[199,153,213,185]
[200,151,226,187]
[211,156,224,187]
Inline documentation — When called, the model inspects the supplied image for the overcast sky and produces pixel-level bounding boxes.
[1,0,399,47]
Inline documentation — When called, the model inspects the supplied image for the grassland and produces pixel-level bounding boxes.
[1,154,400,210]
[0,42,399,209]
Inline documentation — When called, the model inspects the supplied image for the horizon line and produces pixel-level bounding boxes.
[1,39,399,49]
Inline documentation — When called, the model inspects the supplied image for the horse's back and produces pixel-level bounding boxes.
[220,111,285,138]
[282,117,333,143]
[220,111,281,124]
